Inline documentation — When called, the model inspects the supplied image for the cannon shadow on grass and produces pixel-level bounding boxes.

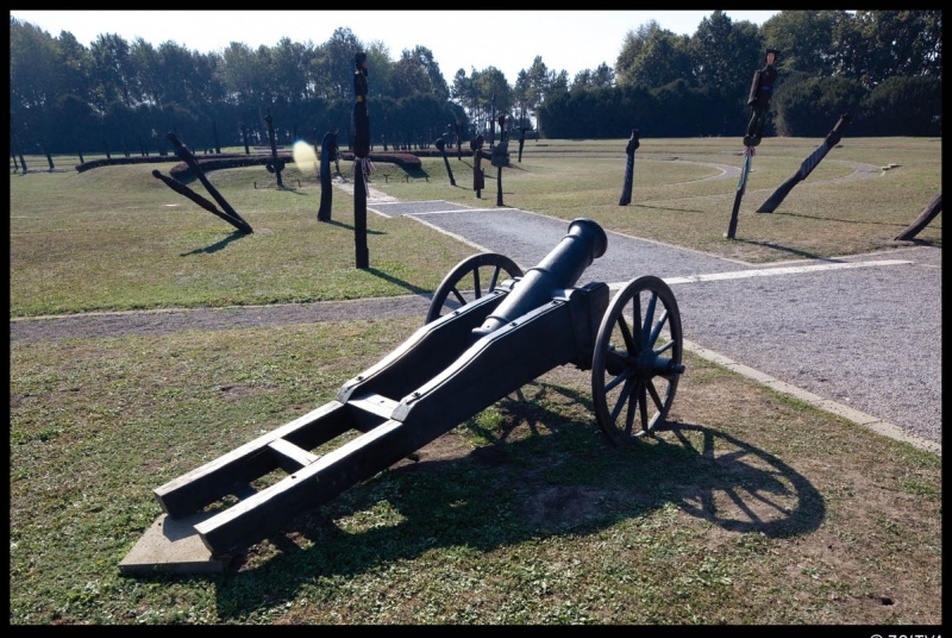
[130,378,825,618]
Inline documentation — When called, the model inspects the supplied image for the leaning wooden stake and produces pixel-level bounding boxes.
[756,114,851,214]
[895,193,942,241]
[152,133,254,235]
[152,170,251,233]
[165,132,253,233]
[726,147,754,240]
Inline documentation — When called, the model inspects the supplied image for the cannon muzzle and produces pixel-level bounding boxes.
[473,218,608,336]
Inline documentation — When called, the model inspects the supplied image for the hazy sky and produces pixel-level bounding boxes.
[10,10,780,85]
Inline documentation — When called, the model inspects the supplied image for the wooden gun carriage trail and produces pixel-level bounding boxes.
[121,219,686,574]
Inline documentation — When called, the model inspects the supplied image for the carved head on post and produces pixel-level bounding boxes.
[321,130,340,161]
[353,52,370,160]
[626,129,640,155]
[354,51,368,77]
[470,134,485,153]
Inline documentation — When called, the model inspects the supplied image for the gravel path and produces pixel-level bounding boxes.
[10,296,434,342]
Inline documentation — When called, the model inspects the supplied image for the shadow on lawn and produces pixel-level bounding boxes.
[179,229,250,256]
[195,380,824,618]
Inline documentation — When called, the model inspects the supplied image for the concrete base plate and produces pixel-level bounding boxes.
[119,512,230,575]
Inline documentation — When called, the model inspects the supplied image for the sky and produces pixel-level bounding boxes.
[10,10,780,85]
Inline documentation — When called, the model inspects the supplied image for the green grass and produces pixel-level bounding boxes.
[9,138,942,624]
[10,161,477,317]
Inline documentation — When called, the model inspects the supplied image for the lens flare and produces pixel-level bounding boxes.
[292,140,318,174]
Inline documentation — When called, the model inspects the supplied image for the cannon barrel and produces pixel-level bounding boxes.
[473,218,607,336]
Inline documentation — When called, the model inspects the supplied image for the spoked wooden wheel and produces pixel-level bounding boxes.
[425,253,523,323]
[592,276,685,443]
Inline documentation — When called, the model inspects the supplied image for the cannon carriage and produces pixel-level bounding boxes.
[121,218,685,573]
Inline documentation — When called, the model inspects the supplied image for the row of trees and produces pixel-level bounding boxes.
[9,10,942,160]
[541,10,942,138]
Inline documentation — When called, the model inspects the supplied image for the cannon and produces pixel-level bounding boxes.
[120,219,685,574]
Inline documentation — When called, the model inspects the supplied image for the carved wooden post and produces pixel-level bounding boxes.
[212,121,221,154]
[728,49,779,240]
[471,134,485,199]
[352,51,371,269]
[618,128,639,206]
[743,49,779,148]
[241,125,250,155]
[264,111,285,188]
[489,94,496,149]
[492,115,508,207]
[318,130,338,222]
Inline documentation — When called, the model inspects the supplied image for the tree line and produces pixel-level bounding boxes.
[9,10,942,160]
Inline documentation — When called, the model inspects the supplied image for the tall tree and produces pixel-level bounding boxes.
[472,67,513,126]
[761,10,845,78]
[130,39,163,106]
[451,68,480,127]
[89,33,139,109]
[618,26,692,89]
[690,11,764,102]
[56,30,94,107]
[523,56,551,113]
[571,63,616,90]
[9,17,61,111]
[219,42,268,105]
[849,10,943,85]
[512,69,532,127]
[548,70,569,97]
[189,50,226,106]
[391,46,449,101]
[270,37,313,103]
[311,27,363,100]
[615,21,656,85]
[391,47,428,99]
